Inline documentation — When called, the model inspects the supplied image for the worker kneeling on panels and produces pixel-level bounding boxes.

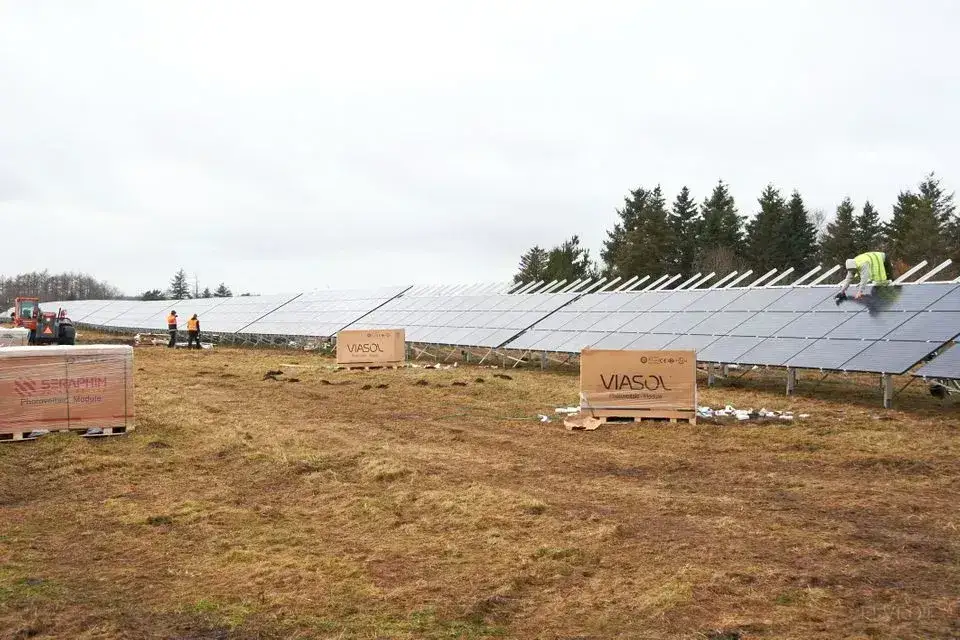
[187,314,201,350]
[835,251,893,304]
[167,310,178,348]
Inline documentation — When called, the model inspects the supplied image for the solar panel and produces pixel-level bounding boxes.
[528,331,578,352]
[870,284,958,312]
[687,311,756,335]
[618,293,659,311]
[245,287,407,337]
[106,300,171,329]
[839,340,941,374]
[624,333,676,350]
[614,313,673,333]
[684,289,749,312]
[649,289,711,311]
[590,293,634,311]
[662,334,720,351]
[697,336,765,363]
[766,288,836,312]
[912,345,960,379]
[501,330,547,350]
[561,312,606,331]
[651,312,713,334]
[885,312,960,343]
[557,331,605,353]
[729,312,797,337]
[66,300,123,323]
[589,313,633,332]
[823,311,918,340]
[737,337,816,366]
[775,313,854,338]
[720,288,791,311]
[921,286,960,312]
[591,332,645,349]
[201,294,303,334]
[785,339,871,370]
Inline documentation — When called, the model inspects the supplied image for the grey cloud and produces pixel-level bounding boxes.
[2,0,960,295]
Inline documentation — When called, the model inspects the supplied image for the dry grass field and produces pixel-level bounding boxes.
[1,340,958,639]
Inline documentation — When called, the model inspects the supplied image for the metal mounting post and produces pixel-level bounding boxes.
[707,363,716,386]
[786,367,797,395]
[540,351,547,370]
[882,374,893,408]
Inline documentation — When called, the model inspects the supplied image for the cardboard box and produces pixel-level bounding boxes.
[0,345,135,434]
[579,349,696,413]
[336,329,406,366]
[0,328,29,347]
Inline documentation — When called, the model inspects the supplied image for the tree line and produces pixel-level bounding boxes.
[0,271,122,310]
[139,269,236,300]
[513,173,958,285]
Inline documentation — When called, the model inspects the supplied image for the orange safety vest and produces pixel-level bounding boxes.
[167,314,177,328]
[187,318,199,331]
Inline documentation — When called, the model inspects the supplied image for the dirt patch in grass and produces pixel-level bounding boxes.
[1,342,959,638]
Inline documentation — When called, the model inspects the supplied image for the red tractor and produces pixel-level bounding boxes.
[11,297,76,345]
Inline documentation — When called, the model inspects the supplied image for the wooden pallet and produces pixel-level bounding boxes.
[0,426,132,443]
[335,363,406,371]
[585,408,697,425]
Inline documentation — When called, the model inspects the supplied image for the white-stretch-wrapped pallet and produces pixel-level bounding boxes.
[0,328,30,347]
[0,345,135,438]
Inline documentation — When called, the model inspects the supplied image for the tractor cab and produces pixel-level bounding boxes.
[12,297,76,345]
[13,298,41,328]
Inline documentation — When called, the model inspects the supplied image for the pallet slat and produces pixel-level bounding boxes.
[335,363,406,371]
[0,426,131,443]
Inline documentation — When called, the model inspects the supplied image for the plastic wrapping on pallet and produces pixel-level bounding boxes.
[0,328,30,347]
[0,345,135,437]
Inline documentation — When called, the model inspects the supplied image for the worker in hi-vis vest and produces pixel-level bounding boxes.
[167,310,178,348]
[836,251,894,303]
[186,314,201,350]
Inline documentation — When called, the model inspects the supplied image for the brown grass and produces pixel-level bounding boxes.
[1,339,959,639]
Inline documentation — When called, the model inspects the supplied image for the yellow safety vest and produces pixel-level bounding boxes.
[854,251,888,283]
[187,318,198,331]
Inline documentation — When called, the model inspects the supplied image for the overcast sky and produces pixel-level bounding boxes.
[2,1,958,295]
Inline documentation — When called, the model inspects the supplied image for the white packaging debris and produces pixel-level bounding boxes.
[697,405,806,422]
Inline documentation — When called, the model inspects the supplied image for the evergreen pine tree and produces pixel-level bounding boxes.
[513,246,549,284]
[885,173,955,269]
[169,269,191,300]
[669,186,700,276]
[543,236,598,282]
[745,184,788,273]
[201,287,213,299]
[601,187,649,277]
[141,289,166,301]
[918,172,956,225]
[214,283,233,298]
[780,190,819,271]
[601,185,676,278]
[854,200,882,250]
[696,180,744,274]
[820,197,858,267]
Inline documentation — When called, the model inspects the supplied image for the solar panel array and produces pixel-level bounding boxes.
[243,287,410,337]
[347,291,580,348]
[507,284,960,375]
[36,280,960,377]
